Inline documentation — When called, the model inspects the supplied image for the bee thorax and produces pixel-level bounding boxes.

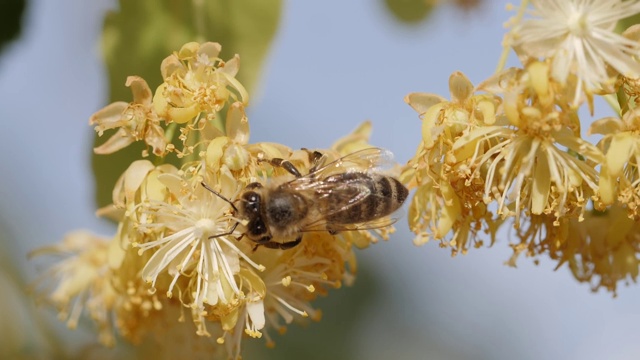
[266,190,309,229]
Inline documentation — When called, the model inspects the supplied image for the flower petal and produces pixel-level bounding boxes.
[126,76,153,106]
[198,42,222,61]
[167,103,199,124]
[331,120,372,155]
[404,92,446,115]
[588,116,624,136]
[117,160,155,207]
[93,128,134,155]
[89,102,128,127]
[606,133,635,176]
[225,102,249,144]
[206,136,230,168]
[531,150,551,215]
[449,71,473,103]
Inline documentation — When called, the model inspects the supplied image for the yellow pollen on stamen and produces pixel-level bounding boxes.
[281,276,292,287]
[245,329,263,338]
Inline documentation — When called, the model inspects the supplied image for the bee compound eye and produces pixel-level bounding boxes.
[249,219,267,236]
[242,191,261,212]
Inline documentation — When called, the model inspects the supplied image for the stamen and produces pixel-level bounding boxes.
[274,295,308,317]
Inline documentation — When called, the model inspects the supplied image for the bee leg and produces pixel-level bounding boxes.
[326,224,339,235]
[259,236,303,250]
[302,148,326,174]
[259,158,302,178]
[251,235,274,251]
[208,222,240,239]
[279,236,303,249]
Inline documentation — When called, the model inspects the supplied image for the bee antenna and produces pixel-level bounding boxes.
[200,182,239,213]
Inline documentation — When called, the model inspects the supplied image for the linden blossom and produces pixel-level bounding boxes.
[402,71,503,255]
[400,0,640,294]
[508,0,640,103]
[90,76,166,157]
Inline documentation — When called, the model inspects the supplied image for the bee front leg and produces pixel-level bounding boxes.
[301,148,325,173]
[258,157,302,178]
[208,222,240,239]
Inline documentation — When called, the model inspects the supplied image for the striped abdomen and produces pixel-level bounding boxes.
[323,172,408,224]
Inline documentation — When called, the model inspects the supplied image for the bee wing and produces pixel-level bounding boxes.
[291,148,395,189]
[300,216,399,233]
[294,178,398,231]
[321,147,395,172]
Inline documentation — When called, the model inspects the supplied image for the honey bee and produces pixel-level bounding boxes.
[202,147,408,250]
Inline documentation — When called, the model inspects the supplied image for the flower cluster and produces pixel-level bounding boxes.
[32,42,394,357]
[402,0,640,294]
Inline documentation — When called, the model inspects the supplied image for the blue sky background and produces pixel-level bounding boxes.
[1,1,639,359]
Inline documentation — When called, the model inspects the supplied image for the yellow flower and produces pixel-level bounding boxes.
[133,166,265,324]
[456,62,603,225]
[402,71,502,255]
[153,42,249,124]
[90,76,166,156]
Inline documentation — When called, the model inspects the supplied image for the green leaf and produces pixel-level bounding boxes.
[92,0,282,208]
[0,0,26,55]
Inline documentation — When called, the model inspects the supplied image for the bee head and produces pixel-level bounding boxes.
[240,182,270,240]
[241,182,263,215]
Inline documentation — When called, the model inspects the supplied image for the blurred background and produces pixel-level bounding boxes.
[1,0,639,359]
